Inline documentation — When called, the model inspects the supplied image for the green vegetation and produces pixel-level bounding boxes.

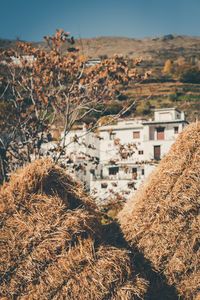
[1,34,200,125]
[133,88,200,121]
[163,57,200,83]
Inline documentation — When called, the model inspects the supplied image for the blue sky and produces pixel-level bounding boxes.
[1,0,200,41]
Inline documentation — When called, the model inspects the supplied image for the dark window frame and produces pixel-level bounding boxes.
[174,126,179,134]
[154,145,161,160]
[109,132,116,140]
[156,127,165,140]
[109,167,119,175]
[132,167,137,179]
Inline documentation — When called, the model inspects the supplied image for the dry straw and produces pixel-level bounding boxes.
[118,122,200,299]
[0,159,148,299]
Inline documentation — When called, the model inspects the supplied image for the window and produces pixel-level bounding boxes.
[138,150,143,155]
[142,169,145,176]
[101,183,108,188]
[133,131,140,139]
[90,169,95,175]
[132,168,137,179]
[156,127,165,140]
[128,182,135,188]
[109,132,116,140]
[109,167,119,175]
[154,145,161,160]
[174,126,179,134]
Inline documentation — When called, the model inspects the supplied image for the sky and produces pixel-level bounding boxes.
[1,0,200,42]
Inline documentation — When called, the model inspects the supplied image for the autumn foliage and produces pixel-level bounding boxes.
[0,29,146,183]
[163,57,200,83]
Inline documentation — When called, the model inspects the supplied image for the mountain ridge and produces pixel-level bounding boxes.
[1,34,200,60]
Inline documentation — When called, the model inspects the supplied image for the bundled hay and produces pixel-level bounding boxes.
[0,159,148,299]
[0,159,96,214]
[118,122,200,299]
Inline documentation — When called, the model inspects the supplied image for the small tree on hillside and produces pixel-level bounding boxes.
[163,59,173,74]
[163,57,200,83]
[0,29,148,183]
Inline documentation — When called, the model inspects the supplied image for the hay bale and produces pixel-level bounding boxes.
[0,159,97,215]
[118,122,200,299]
[0,194,101,297]
[0,159,148,299]
[49,244,148,300]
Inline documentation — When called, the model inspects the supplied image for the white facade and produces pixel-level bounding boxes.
[41,126,100,189]
[62,127,100,188]
[41,108,188,205]
[85,59,101,67]
[90,108,188,204]
[142,108,187,161]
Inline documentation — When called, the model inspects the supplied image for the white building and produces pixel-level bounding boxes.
[61,126,100,188]
[85,58,101,67]
[142,108,187,162]
[0,55,36,67]
[89,108,188,204]
[41,108,188,205]
[42,125,100,189]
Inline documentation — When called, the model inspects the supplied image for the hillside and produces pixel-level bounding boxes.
[124,81,200,122]
[76,34,200,62]
[1,34,200,62]
[1,34,200,122]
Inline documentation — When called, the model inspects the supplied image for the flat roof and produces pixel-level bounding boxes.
[154,108,181,113]
[143,120,188,125]
[100,124,144,132]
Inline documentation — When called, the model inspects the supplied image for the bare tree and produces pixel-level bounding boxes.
[0,29,148,182]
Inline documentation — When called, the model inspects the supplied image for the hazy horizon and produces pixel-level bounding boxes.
[1,33,200,43]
